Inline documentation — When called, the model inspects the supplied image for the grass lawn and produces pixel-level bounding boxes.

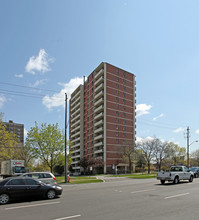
[56,176,103,184]
[109,173,157,179]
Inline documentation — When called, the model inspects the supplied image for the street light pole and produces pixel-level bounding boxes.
[65,93,68,183]
[187,140,198,168]
[187,127,190,168]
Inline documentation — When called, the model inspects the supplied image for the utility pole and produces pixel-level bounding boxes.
[65,93,68,183]
[186,126,190,168]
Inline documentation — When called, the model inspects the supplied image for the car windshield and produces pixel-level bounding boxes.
[14,166,26,173]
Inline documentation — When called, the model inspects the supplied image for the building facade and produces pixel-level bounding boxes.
[3,120,24,145]
[69,62,136,174]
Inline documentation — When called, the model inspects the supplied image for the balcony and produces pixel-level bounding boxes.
[95,68,104,80]
[71,161,79,165]
[71,131,80,139]
[94,119,103,127]
[71,136,80,143]
[94,97,104,107]
[71,125,80,134]
[71,142,81,149]
[94,105,104,114]
[71,96,80,109]
[95,83,104,94]
[71,90,80,102]
[94,127,103,134]
[95,75,104,87]
[71,114,80,124]
[94,112,104,121]
[94,90,104,100]
[71,154,81,159]
[94,149,103,154]
[94,134,103,141]
[94,141,103,148]
[71,108,80,119]
[71,120,80,129]
[71,103,80,115]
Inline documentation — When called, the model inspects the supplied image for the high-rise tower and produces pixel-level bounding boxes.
[69,62,136,174]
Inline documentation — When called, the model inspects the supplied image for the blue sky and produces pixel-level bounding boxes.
[1,0,199,152]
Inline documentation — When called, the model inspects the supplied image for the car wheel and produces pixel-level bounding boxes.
[160,180,165,184]
[189,175,193,182]
[46,190,56,199]
[173,176,179,184]
[0,193,10,205]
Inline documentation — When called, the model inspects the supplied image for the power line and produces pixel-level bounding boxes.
[136,118,185,131]
[0,81,59,93]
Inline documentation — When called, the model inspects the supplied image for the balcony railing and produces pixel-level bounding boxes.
[95,68,104,80]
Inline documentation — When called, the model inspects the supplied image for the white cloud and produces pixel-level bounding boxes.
[136,104,152,117]
[153,113,164,121]
[0,95,6,108]
[173,127,185,133]
[25,49,54,74]
[136,136,154,143]
[30,79,48,88]
[14,74,23,78]
[42,77,83,110]
[195,129,199,134]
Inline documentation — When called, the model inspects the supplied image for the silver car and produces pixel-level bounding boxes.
[21,172,57,184]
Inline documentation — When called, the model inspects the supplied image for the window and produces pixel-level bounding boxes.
[116,125,119,130]
[123,133,125,137]
[123,99,125,104]
[123,120,126,124]
[26,179,39,186]
[123,113,126,117]
[116,139,119,144]
[116,97,119,102]
[116,77,119,82]
[123,79,126,84]
[123,86,126,91]
[116,111,119,116]
[123,72,126,77]
[8,179,25,185]
[116,83,119,88]
[123,106,126,110]
[123,126,126,131]
[116,132,119,137]
[123,93,125,98]
[116,104,119,109]
[116,118,119,123]
[116,69,119,75]
[116,90,119,95]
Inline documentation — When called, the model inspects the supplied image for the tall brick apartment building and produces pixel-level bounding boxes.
[69,62,136,174]
[3,120,24,145]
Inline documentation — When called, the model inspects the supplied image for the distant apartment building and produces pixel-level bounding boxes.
[69,62,136,174]
[3,120,24,145]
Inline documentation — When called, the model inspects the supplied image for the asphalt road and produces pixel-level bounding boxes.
[1,177,199,220]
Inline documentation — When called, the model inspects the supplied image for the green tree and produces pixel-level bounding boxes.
[26,122,65,172]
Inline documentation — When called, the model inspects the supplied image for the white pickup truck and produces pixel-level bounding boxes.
[157,166,194,184]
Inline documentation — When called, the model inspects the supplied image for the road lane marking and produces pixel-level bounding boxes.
[131,189,155,194]
[54,215,81,220]
[164,193,190,199]
[5,201,60,210]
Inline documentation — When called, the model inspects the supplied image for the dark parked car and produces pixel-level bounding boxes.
[189,167,199,178]
[0,177,62,205]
